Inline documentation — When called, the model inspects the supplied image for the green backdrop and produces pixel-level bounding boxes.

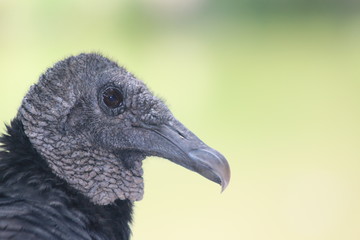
[1,1,359,239]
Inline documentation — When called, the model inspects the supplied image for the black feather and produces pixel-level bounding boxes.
[0,119,133,240]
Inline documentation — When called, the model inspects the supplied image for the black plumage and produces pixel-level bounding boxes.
[0,119,132,239]
[0,53,230,239]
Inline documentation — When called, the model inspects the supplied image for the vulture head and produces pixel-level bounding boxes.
[18,53,230,205]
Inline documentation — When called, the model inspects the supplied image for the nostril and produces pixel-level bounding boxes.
[165,122,188,140]
[175,129,187,140]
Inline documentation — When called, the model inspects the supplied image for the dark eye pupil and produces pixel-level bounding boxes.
[103,88,123,108]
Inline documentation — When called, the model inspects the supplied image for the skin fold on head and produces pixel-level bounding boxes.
[18,53,230,205]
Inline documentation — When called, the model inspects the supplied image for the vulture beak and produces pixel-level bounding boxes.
[143,119,231,191]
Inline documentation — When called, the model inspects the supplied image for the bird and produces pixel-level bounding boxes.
[0,53,230,240]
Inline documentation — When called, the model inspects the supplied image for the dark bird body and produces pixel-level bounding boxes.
[0,120,132,239]
[0,53,230,239]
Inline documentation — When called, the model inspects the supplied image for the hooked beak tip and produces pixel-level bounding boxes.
[189,148,231,192]
[221,175,230,193]
[220,162,230,193]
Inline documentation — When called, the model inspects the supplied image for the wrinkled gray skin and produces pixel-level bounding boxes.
[18,53,230,205]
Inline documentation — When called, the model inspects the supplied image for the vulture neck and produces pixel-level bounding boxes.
[0,119,134,240]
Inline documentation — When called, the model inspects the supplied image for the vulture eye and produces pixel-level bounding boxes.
[103,88,124,109]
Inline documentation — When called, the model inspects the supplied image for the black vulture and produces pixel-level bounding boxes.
[0,53,230,240]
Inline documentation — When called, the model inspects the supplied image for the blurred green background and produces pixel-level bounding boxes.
[1,0,360,239]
